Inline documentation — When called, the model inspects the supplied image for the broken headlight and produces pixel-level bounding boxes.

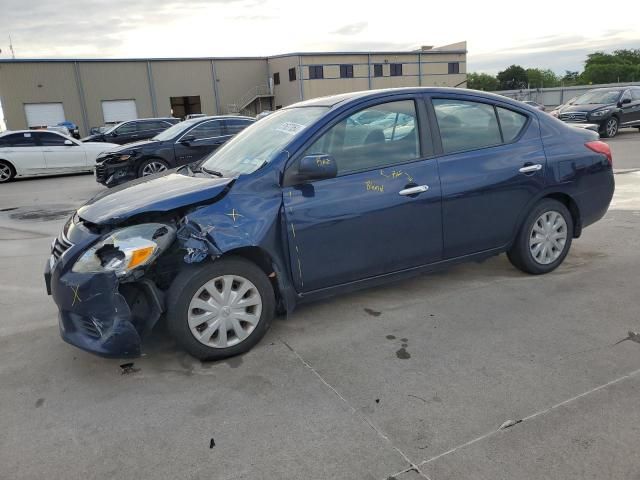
[72,223,176,277]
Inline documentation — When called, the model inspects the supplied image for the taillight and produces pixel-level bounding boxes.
[585,140,612,165]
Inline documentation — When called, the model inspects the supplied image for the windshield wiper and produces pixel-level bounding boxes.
[200,166,224,177]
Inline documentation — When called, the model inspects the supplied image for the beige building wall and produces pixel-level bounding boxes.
[79,62,153,129]
[213,59,268,113]
[150,60,217,116]
[268,55,302,108]
[0,61,84,132]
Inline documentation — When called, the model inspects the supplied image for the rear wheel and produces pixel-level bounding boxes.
[137,158,169,178]
[166,257,275,360]
[601,117,618,138]
[507,199,573,275]
[0,161,15,183]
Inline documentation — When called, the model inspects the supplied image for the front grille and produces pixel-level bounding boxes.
[95,164,107,182]
[559,112,588,122]
[51,233,73,261]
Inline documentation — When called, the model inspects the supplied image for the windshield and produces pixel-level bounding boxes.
[152,119,198,141]
[200,107,329,175]
[573,90,621,105]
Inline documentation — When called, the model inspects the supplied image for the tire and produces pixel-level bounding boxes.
[600,117,618,138]
[0,160,15,183]
[137,158,169,178]
[166,257,275,360]
[507,199,573,275]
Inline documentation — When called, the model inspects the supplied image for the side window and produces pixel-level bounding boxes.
[188,121,223,140]
[303,100,420,176]
[309,65,324,79]
[225,119,253,134]
[433,99,502,153]
[3,132,37,147]
[141,121,168,131]
[631,89,640,101]
[390,64,403,76]
[621,90,632,102]
[288,68,296,82]
[273,72,280,85]
[37,132,69,146]
[340,64,354,78]
[374,64,383,77]
[115,122,137,135]
[496,107,527,143]
[448,62,460,74]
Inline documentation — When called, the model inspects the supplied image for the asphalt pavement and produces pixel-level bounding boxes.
[0,134,639,479]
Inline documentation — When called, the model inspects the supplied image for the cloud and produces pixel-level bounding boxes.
[331,22,368,35]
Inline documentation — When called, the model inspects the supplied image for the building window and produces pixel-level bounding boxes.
[309,65,324,79]
[289,67,296,82]
[448,62,460,74]
[273,72,280,85]
[374,64,383,77]
[390,63,403,76]
[340,64,354,78]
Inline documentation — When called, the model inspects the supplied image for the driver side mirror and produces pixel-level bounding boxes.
[620,98,632,105]
[180,135,196,145]
[64,139,74,146]
[296,154,337,182]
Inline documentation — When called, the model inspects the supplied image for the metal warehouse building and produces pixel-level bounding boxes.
[0,42,466,136]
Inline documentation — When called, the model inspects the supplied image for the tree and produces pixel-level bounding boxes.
[525,68,560,88]
[497,65,528,90]
[581,49,640,83]
[467,72,499,91]
[561,71,581,86]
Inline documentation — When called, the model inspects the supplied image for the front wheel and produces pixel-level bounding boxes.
[507,199,573,275]
[601,117,618,138]
[166,257,275,360]
[137,158,169,178]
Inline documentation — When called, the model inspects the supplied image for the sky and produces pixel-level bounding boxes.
[0,0,638,128]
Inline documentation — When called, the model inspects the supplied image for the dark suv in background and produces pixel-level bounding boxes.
[81,117,179,145]
[556,86,640,137]
[95,115,254,187]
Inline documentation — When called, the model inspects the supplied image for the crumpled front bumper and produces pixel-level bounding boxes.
[95,160,137,187]
[45,259,142,358]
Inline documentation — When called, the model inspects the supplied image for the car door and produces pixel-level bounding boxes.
[0,132,46,174]
[428,95,547,259]
[621,89,640,126]
[174,119,226,165]
[282,97,442,293]
[35,132,88,172]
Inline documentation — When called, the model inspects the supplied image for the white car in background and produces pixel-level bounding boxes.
[0,130,118,183]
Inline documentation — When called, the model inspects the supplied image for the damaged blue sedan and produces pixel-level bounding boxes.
[45,88,614,360]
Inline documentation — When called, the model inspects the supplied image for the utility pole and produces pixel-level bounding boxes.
[9,34,15,59]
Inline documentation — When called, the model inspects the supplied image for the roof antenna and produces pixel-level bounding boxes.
[9,34,15,59]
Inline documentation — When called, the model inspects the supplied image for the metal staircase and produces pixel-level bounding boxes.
[226,84,273,115]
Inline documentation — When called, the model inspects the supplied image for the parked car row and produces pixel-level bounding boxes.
[0,115,254,184]
[44,87,614,360]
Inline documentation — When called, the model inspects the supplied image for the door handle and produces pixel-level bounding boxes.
[399,185,429,196]
[519,164,542,173]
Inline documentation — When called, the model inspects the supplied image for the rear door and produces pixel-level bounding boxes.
[428,95,546,258]
[282,96,442,292]
[174,119,227,164]
[35,132,87,172]
[0,132,46,174]
[621,89,640,126]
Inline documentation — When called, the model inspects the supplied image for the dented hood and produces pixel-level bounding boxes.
[78,172,234,225]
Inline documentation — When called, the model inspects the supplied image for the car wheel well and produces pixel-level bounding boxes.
[0,159,16,172]
[222,247,284,312]
[543,193,582,238]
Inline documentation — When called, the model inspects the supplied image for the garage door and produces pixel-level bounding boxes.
[24,103,65,127]
[101,100,138,123]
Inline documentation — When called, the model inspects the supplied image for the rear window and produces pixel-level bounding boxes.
[497,107,527,142]
[433,99,502,154]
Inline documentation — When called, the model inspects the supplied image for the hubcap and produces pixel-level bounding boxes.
[0,164,11,182]
[142,161,167,176]
[606,119,617,137]
[529,210,568,265]
[187,275,262,349]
